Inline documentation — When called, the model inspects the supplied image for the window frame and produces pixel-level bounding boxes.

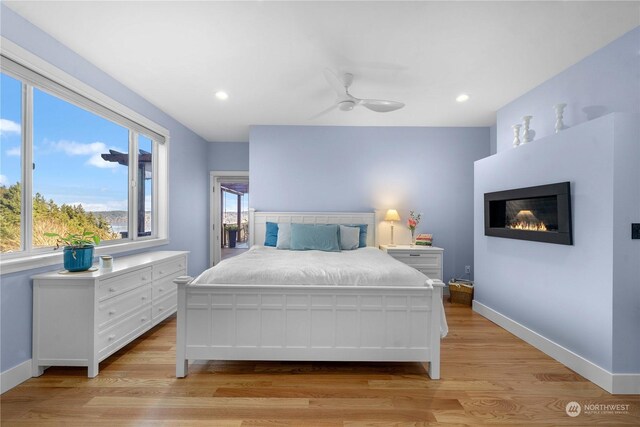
[0,37,169,274]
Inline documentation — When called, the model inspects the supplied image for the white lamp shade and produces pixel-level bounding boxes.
[384,209,400,222]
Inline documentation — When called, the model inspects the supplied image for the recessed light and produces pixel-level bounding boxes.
[215,91,229,100]
[456,93,470,103]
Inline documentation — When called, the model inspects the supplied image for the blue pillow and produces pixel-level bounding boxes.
[290,224,340,252]
[264,222,278,247]
[346,224,368,247]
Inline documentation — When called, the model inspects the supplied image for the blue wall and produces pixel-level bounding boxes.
[477,26,640,376]
[208,142,249,171]
[0,5,210,373]
[250,125,490,283]
[496,26,640,153]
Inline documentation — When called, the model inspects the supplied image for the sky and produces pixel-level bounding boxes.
[0,72,152,212]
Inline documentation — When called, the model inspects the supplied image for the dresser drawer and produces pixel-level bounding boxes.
[97,306,151,359]
[152,273,180,300]
[97,285,151,330]
[154,257,186,280]
[390,252,441,268]
[152,291,177,322]
[417,268,442,281]
[98,267,152,301]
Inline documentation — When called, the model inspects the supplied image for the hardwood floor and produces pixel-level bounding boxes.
[2,301,638,425]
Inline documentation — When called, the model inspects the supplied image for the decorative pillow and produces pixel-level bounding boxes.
[290,224,340,252]
[276,223,292,249]
[264,222,278,247]
[339,225,360,250]
[346,223,368,247]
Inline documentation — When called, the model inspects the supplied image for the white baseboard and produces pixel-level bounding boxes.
[473,301,640,395]
[0,359,32,394]
[612,374,640,394]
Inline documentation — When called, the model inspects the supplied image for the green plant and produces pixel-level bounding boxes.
[225,224,239,231]
[44,230,101,250]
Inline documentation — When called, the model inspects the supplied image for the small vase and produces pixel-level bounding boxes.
[410,230,415,247]
[521,116,532,144]
[512,124,522,148]
[554,103,567,133]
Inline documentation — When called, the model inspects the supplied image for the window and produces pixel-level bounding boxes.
[0,52,168,271]
[32,88,130,248]
[0,73,22,253]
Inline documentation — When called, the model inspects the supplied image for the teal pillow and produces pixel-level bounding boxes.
[290,224,340,252]
[346,224,368,247]
[264,222,278,247]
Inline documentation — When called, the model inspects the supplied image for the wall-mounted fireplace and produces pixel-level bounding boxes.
[484,182,573,245]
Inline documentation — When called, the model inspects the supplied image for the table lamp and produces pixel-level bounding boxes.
[384,209,401,247]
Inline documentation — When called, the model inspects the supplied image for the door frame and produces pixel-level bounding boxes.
[209,171,249,267]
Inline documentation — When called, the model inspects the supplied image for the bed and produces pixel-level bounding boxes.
[174,211,446,379]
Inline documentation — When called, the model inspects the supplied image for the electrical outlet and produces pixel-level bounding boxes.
[465,265,471,274]
[632,223,640,239]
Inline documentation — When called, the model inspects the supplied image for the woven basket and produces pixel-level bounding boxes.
[448,280,474,305]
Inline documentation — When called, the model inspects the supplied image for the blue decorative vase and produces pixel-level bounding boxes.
[63,245,94,272]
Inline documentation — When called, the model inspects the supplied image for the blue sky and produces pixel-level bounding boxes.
[1,72,152,212]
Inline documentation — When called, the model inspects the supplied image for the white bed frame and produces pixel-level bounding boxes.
[175,210,444,379]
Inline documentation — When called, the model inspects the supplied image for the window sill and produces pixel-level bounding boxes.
[0,238,169,275]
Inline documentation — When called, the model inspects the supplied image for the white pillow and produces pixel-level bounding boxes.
[339,225,360,250]
[276,223,291,249]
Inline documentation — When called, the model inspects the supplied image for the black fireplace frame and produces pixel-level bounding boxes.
[484,182,573,245]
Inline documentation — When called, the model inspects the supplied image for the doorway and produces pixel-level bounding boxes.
[210,171,249,266]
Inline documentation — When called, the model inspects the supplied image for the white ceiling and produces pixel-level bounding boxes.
[5,1,639,142]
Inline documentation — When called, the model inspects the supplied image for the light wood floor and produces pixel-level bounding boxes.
[2,301,638,426]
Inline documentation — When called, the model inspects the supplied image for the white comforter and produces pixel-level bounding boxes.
[193,246,448,336]
[195,246,430,287]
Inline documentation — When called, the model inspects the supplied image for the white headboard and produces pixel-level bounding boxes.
[249,209,377,247]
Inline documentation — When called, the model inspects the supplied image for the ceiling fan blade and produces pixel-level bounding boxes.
[360,99,405,112]
[309,103,339,120]
[323,68,347,95]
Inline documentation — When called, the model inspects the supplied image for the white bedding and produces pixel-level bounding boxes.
[193,246,448,336]
[195,246,429,287]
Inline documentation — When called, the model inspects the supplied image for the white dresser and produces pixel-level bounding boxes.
[380,245,444,281]
[32,251,188,378]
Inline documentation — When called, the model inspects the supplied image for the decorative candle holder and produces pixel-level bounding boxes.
[512,124,522,148]
[521,116,532,144]
[554,103,567,133]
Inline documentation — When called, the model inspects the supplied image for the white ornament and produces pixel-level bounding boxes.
[521,116,532,144]
[554,103,567,133]
[512,124,522,148]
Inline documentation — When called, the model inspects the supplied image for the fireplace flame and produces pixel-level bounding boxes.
[508,210,548,231]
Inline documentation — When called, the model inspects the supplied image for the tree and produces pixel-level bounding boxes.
[0,183,117,252]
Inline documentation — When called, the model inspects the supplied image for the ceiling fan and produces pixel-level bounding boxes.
[311,69,405,118]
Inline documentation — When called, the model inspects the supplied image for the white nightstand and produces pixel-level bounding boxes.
[380,245,444,281]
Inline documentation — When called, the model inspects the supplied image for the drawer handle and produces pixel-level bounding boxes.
[158,307,164,312]
[141,276,148,281]
[108,334,116,341]
[409,254,421,257]
[108,310,116,315]
[141,296,147,301]
[159,270,164,275]
[109,287,117,293]
[141,317,147,322]
[158,288,164,292]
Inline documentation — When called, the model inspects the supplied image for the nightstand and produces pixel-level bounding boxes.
[380,245,443,281]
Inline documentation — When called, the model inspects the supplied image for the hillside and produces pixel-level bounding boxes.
[0,183,118,252]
